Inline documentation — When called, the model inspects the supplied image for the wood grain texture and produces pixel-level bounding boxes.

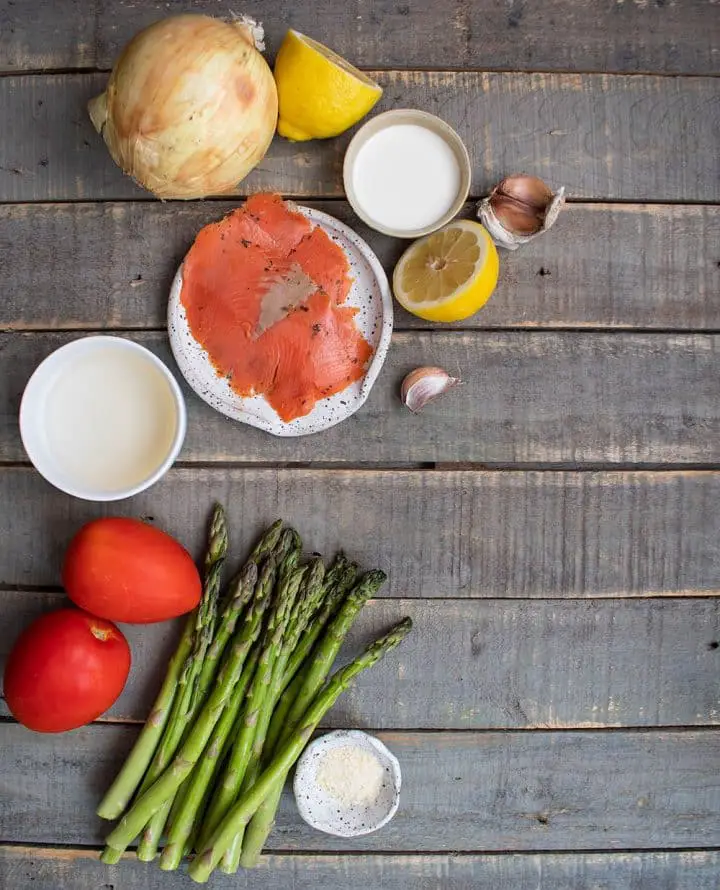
[2,725,720,850]
[2,847,720,890]
[1,72,718,203]
[3,201,719,331]
[3,594,718,728]
[1,467,719,599]
[1,0,718,75]
[3,331,720,465]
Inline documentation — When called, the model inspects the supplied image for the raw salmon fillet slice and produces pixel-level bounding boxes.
[180,194,373,423]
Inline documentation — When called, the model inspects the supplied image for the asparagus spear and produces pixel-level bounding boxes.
[197,559,306,850]
[135,507,229,861]
[160,520,304,856]
[191,519,284,722]
[95,612,195,821]
[282,557,357,690]
[239,568,385,868]
[97,508,229,824]
[159,520,288,847]
[145,510,229,786]
[284,570,385,731]
[98,518,283,830]
[264,557,357,756]
[147,519,288,860]
[158,644,261,870]
[102,556,273,859]
[219,558,327,872]
[247,519,284,563]
[188,617,413,883]
[140,518,293,859]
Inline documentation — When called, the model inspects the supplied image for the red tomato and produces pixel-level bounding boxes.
[62,517,201,624]
[3,608,131,733]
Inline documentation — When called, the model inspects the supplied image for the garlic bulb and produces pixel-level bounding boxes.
[477,174,565,250]
[401,367,459,413]
[88,15,278,200]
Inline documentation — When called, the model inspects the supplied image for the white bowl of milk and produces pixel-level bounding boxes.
[20,336,186,502]
[343,109,471,239]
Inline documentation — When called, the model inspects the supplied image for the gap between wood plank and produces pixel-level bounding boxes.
[2,711,720,735]
[3,841,720,856]
[6,461,720,472]
[8,320,720,337]
[2,65,719,81]
[4,585,719,602]
[1,196,719,208]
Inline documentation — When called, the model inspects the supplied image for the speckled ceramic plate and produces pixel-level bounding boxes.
[167,205,393,437]
[293,730,401,837]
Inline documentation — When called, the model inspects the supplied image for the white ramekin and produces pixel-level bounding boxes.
[19,335,186,502]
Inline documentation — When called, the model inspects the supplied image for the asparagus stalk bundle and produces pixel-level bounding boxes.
[239,568,386,868]
[134,506,228,862]
[188,617,413,884]
[97,509,413,883]
[197,558,307,850]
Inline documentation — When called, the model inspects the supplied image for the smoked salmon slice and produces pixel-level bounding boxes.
[180,194,374,423]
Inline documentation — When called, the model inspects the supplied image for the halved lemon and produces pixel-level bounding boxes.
[273,30,383,142]
[392,220,499,322]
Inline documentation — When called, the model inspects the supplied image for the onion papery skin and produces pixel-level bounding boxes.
[88,15,278,200]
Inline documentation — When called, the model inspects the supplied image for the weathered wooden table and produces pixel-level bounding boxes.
[1,2,719,887]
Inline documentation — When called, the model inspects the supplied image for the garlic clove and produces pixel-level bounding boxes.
[477,174,565,250]
[488,194,544,236]
[496,174,553,215]
[401,367,460,413]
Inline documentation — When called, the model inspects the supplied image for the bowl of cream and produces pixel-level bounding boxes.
[343,109,471,238]
[293,729,401,837]
[20,336,186,502]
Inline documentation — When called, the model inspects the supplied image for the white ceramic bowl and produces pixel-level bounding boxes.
[293,730,401,837]
[343,108,472,239]
[19,336,186,502]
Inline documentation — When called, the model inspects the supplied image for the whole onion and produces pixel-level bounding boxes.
[88,15,278,200]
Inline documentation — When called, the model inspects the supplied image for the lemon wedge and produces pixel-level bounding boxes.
[273,30,383,141]
[392,220,499,322]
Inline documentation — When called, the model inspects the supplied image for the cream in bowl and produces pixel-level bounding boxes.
[20,336,186,502]
[344,109,471,238]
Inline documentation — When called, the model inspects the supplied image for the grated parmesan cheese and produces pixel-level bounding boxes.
[316,745,385,806]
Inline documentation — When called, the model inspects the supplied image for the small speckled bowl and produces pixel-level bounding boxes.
[293,730,401,837]
[168,205,393,437]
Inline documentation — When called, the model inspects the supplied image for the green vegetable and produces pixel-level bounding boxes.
[97,518,282,842]
[264,555,356,755]
[102,556,272,858]
[219,557,326,873]
[188,617,413,883]
[239,568,384,867]
[95,612,194,822]
[135,505,228,861]
[198,554,306,850]
[158,643,261,871]
[97,511,410,880]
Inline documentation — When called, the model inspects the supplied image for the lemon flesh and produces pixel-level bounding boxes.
[392,220,499,322]
[274,30,382,141]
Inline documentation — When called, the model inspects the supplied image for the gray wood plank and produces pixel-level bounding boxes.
[2,724,720,850]
[3,594,718,728]
[1,467,719,599]
[3,201,719,331]
[1,0,718,76]
[1,72,717,203]
[3,331,720,465]
[2,847,720,890]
